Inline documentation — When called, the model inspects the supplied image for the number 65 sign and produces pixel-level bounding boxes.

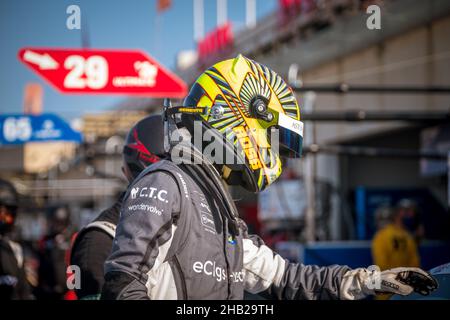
[18,48,187,98]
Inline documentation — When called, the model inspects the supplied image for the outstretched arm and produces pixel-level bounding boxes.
[242,234,437,300]
[243,234,349,300]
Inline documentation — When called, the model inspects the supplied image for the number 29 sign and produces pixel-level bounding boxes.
[18,48,187,98]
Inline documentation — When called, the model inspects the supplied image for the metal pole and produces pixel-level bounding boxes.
[291,84,450,94]
[246,0,256,28]
[301,110,450,122]
[303,91,317,242]
[288,63,302,88]
[217,0,227,26]
[302,145,448,160]
[81,12,90,49]
[194,0,204,41]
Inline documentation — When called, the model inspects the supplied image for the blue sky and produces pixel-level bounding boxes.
[0,0,276,120]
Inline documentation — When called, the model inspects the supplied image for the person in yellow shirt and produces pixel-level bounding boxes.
[372,203,420,271]
[371,203,421,299]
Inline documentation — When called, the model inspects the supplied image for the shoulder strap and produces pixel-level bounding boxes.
[7,240,24,268]
[84,220,117,238]
[69,220,117,264]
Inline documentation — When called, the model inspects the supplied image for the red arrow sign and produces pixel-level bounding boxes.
[18,48,188,98]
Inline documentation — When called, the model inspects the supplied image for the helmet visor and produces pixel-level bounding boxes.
[277,112,303,158]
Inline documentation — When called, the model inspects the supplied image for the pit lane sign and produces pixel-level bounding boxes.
[18,48,188,97]
[0,113,82,145]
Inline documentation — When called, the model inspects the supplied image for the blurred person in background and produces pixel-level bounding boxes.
[102,55,437,300]
[35,205,73,300]
[0,179,33,300]
[372,203,421,272]
[70,114,165,300]
[372,202,421,300]
[397,199,424,243]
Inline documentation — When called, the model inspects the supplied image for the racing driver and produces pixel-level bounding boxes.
[102,55,437,300]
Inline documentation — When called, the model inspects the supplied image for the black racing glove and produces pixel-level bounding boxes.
[375,267,438,296]
[340,266,438,299]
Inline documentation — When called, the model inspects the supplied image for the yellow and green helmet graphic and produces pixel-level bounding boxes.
[183,55,303,192]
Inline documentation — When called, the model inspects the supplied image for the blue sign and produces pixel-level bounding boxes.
[0,113,82,145]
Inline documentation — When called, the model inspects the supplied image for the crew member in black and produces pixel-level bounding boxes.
[0,179,33,300]
[70,115,165,299]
